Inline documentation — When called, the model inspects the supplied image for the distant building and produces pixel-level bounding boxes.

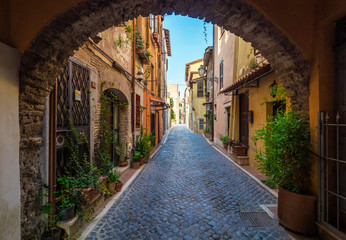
[167,84,180,124]
[185,58,206,133]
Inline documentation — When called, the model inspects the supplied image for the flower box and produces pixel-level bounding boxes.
[231,145,247,156]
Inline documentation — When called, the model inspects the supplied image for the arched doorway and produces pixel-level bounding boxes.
[17,0,311,238]
[102,88,129,166]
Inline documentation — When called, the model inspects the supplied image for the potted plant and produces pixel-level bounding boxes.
[114,169,123,192]
[134,127,153,166]
[230,140,247,156]
[253,111,315,234]
[132,151,141,169]
[135,29,144,53]
[115,142,128,167]
[220,136,230,149]
[56,176,77,222]
[106,165,120,195]
[75,159,100,206]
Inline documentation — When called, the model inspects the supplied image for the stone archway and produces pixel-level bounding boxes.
[19,0,309,238]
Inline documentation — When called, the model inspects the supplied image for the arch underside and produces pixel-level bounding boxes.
[19,0,310,238]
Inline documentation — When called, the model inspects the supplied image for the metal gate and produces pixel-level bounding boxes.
[56,60,90,176]
[318,112,346,238]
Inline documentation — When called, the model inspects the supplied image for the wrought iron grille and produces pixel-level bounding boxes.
[318,112,346,237]
[56,60,90,176]
[57,65,70,129]
[71,62,90,127]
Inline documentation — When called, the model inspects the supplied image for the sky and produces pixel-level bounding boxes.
[163,14,213,98]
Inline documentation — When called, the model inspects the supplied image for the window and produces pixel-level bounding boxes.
[273,100,286,117]
[149,14,158,33]
[136,94,141,128]
[199,118,204,130]
[197,81,204,97]
[219,60,224,90]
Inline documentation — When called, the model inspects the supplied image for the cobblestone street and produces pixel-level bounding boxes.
[86,125,291,239]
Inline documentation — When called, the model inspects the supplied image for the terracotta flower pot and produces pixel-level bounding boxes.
[136,46,144,53]
[115,182,123,192]
[231,145,247,156]
[139,157,145,166]
[119,161,128,167]
[223,143,229,149]
[106,182,116,195]
[278,188,316,235]
[81,187,100,205]
[132,161,140,169]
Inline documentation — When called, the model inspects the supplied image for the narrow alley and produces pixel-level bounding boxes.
[85,125,290,239]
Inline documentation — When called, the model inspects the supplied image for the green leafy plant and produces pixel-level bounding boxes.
[132,151,142,162]
[252,111,312,194]
[39,185,60,237]
[114,141,128,163]
[169,97,176,120]
[134,127,154,159]
[94,89,122,175]
[204,129,210,133]
[56,176,77,209]
[204,113,209,117]
[114,24,133,48]
[249,60,259,69]
[135,29,144,48]
[107,167,121,184]
[65,121,99,190]
[247,48,254,59]
[220,136,230,145]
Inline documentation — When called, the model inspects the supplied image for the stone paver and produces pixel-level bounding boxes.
[86,125,291,239]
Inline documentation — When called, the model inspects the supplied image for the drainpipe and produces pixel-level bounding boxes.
[131,19,136,147]
[212,26,215,141]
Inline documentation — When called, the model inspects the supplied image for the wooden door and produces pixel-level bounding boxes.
[239,94,249,145]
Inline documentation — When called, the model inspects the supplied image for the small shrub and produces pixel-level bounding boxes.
[252,111,312,194]
[220,136,230,145]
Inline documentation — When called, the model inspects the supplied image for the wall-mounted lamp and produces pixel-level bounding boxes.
[136,64,144,82]
[198,65,206,77]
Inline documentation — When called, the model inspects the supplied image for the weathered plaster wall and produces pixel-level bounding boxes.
[0,42,21,240]
[213,27,235,146]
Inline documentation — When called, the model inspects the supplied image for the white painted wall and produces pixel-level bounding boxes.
[0,42,21,240]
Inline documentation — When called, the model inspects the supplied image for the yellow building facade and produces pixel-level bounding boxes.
[223,36,290,168]
[185,58,206,133]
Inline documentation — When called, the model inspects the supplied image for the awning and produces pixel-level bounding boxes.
[150,98,168,107]
[220,62,272,94]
